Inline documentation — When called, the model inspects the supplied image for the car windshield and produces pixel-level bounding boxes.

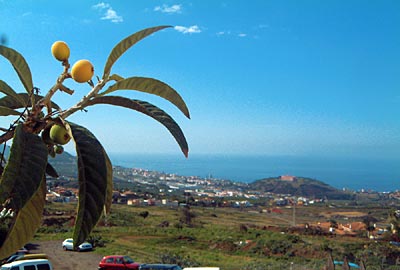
[123,256,134,264]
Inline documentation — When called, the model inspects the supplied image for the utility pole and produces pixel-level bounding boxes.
[292,202,296,226]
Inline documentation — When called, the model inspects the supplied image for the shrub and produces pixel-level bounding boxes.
[139,211,149,219]
[159,251,200,267]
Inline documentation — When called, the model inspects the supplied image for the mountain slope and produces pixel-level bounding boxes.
[48,151,77,177]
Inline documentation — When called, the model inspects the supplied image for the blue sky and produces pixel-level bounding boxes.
[0,0,399,159]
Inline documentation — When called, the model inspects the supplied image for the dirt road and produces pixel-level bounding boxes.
[28,241,103,270]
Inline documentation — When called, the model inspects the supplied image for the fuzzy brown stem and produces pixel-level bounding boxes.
[0,129,14,145]
[60,79,107,119]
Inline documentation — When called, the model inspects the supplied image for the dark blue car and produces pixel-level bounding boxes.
[139,264,182,270]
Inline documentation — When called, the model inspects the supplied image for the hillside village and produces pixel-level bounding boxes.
[46,166,330,207]
[44,164,400,238]
[46,164,400,206]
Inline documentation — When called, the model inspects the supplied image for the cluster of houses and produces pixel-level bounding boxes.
[45,181,326,209]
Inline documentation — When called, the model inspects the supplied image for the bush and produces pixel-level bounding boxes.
[139,211,149,219]
[159,251,200,267]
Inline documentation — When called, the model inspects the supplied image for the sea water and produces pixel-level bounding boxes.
[108,153,399,192]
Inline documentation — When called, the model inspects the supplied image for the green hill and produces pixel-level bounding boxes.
[48,151,77,177]
[249,176,353,199]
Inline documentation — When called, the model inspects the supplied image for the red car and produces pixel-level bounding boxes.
[98,255,140,270]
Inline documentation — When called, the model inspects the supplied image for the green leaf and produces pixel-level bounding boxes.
[0,93,61,111]
[0,45,33,93]
[102,25,172,79]
[85,96,189,157]
[0,178,46,259]
[103,149,113,215]
[109,74,124,82]
[100,77,190,119]
[69,122,108,247]
[0,124,48,211]
[0,106,20,116]
[0,80,27,107]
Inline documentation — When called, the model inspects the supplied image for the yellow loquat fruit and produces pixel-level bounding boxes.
[71,59,94,83]
[51,41,70,61]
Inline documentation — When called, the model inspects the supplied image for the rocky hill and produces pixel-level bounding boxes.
[249,176,353,199]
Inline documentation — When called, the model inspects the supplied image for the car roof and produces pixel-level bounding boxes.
[2,259,51,267]
[64,238,90,244]
[102,255,136,262]
[15,254,48,261]
[139,264,181,269]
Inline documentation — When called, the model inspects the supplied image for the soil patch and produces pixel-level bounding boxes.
[321,211,366,218]
[27,241,103,270]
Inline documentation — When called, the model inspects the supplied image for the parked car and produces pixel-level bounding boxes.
[0,254,20,265]
[98,255,140,270]
[183,268,220,270]
[0,249,35,266]
[139,264,182,270]
[15,254,48,261]
[0,259,53,270]
[62,238,93,251]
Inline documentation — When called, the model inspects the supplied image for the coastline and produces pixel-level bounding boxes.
[108,153,400,192]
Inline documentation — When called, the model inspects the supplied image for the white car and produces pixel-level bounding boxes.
[0,259,53,270]
[62,238,92,251]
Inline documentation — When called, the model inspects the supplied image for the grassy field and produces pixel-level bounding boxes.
[35,202,400,270]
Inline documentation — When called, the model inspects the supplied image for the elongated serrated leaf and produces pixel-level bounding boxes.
[0,45,33,93]
[0,106,20,116]
[103,150,113,215]
[103,25,171,79]
[100,77,190,119]
[0,80,27,107]
[69,122,108,247]
[0,178,46,259]
[86,96,189,157]
[109,74,124,82]
[0,124,48,210]
[0,93,61,111]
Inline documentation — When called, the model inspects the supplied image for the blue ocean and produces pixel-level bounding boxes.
[108,153,399,192]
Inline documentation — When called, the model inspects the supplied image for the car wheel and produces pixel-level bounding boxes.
[63,246,67,251]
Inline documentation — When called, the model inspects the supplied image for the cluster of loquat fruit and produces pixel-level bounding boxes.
[51,40,94,83]
[42,41,95,156]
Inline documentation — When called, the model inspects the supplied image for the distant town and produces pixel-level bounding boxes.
[46,164,400,208]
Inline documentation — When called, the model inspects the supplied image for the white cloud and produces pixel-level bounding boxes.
[101,8,123,23]
[92,2,110,9]
[92,2,123,23]
[174,25,201,34]
[154,4,182,14]
[238,33,247,37]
